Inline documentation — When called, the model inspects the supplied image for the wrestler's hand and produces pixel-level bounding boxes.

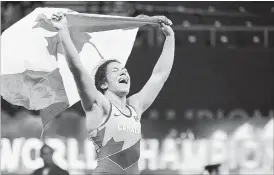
[159,22,174,37]
[152,15,173,26]
[51,12,68,30]
[136,14,173,26]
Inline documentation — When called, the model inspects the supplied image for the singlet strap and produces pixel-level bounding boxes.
[112,103,132,118]
[127,105,138,116]
[127,105,140,122]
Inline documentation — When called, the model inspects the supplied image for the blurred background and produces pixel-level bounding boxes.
[1,1,274,175]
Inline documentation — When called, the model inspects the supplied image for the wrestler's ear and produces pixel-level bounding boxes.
[100,82,108,90]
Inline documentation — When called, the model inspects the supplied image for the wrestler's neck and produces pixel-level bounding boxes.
[105,91,127,110]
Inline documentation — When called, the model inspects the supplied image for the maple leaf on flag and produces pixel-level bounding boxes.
[44,35,60,58]
[33,14,57,32]
[32,14,96,59]
[69,30,92,54]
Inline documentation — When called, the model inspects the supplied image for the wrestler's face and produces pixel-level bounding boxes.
[103,62,130,96]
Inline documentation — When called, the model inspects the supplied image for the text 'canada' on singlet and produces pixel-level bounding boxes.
[87,103,141,175]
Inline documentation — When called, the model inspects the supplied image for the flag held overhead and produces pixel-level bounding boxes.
[1,7,157,131]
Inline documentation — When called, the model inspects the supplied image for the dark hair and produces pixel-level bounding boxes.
[40,144,54,156]
[94,59,121,94]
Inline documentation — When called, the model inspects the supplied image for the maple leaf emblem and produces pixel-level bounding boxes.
[32,14,104,59]
[89,127,125,159]
[108,140,140,169]
[99,137,124,159]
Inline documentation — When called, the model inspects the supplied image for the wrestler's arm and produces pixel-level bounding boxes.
[128,21,175,116]
[52,13,110,127]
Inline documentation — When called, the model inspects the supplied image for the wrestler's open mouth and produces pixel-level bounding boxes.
[118,76,128,84]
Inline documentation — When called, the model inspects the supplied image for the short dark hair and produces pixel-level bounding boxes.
[40,144,54,156]
[94,59,121,94]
